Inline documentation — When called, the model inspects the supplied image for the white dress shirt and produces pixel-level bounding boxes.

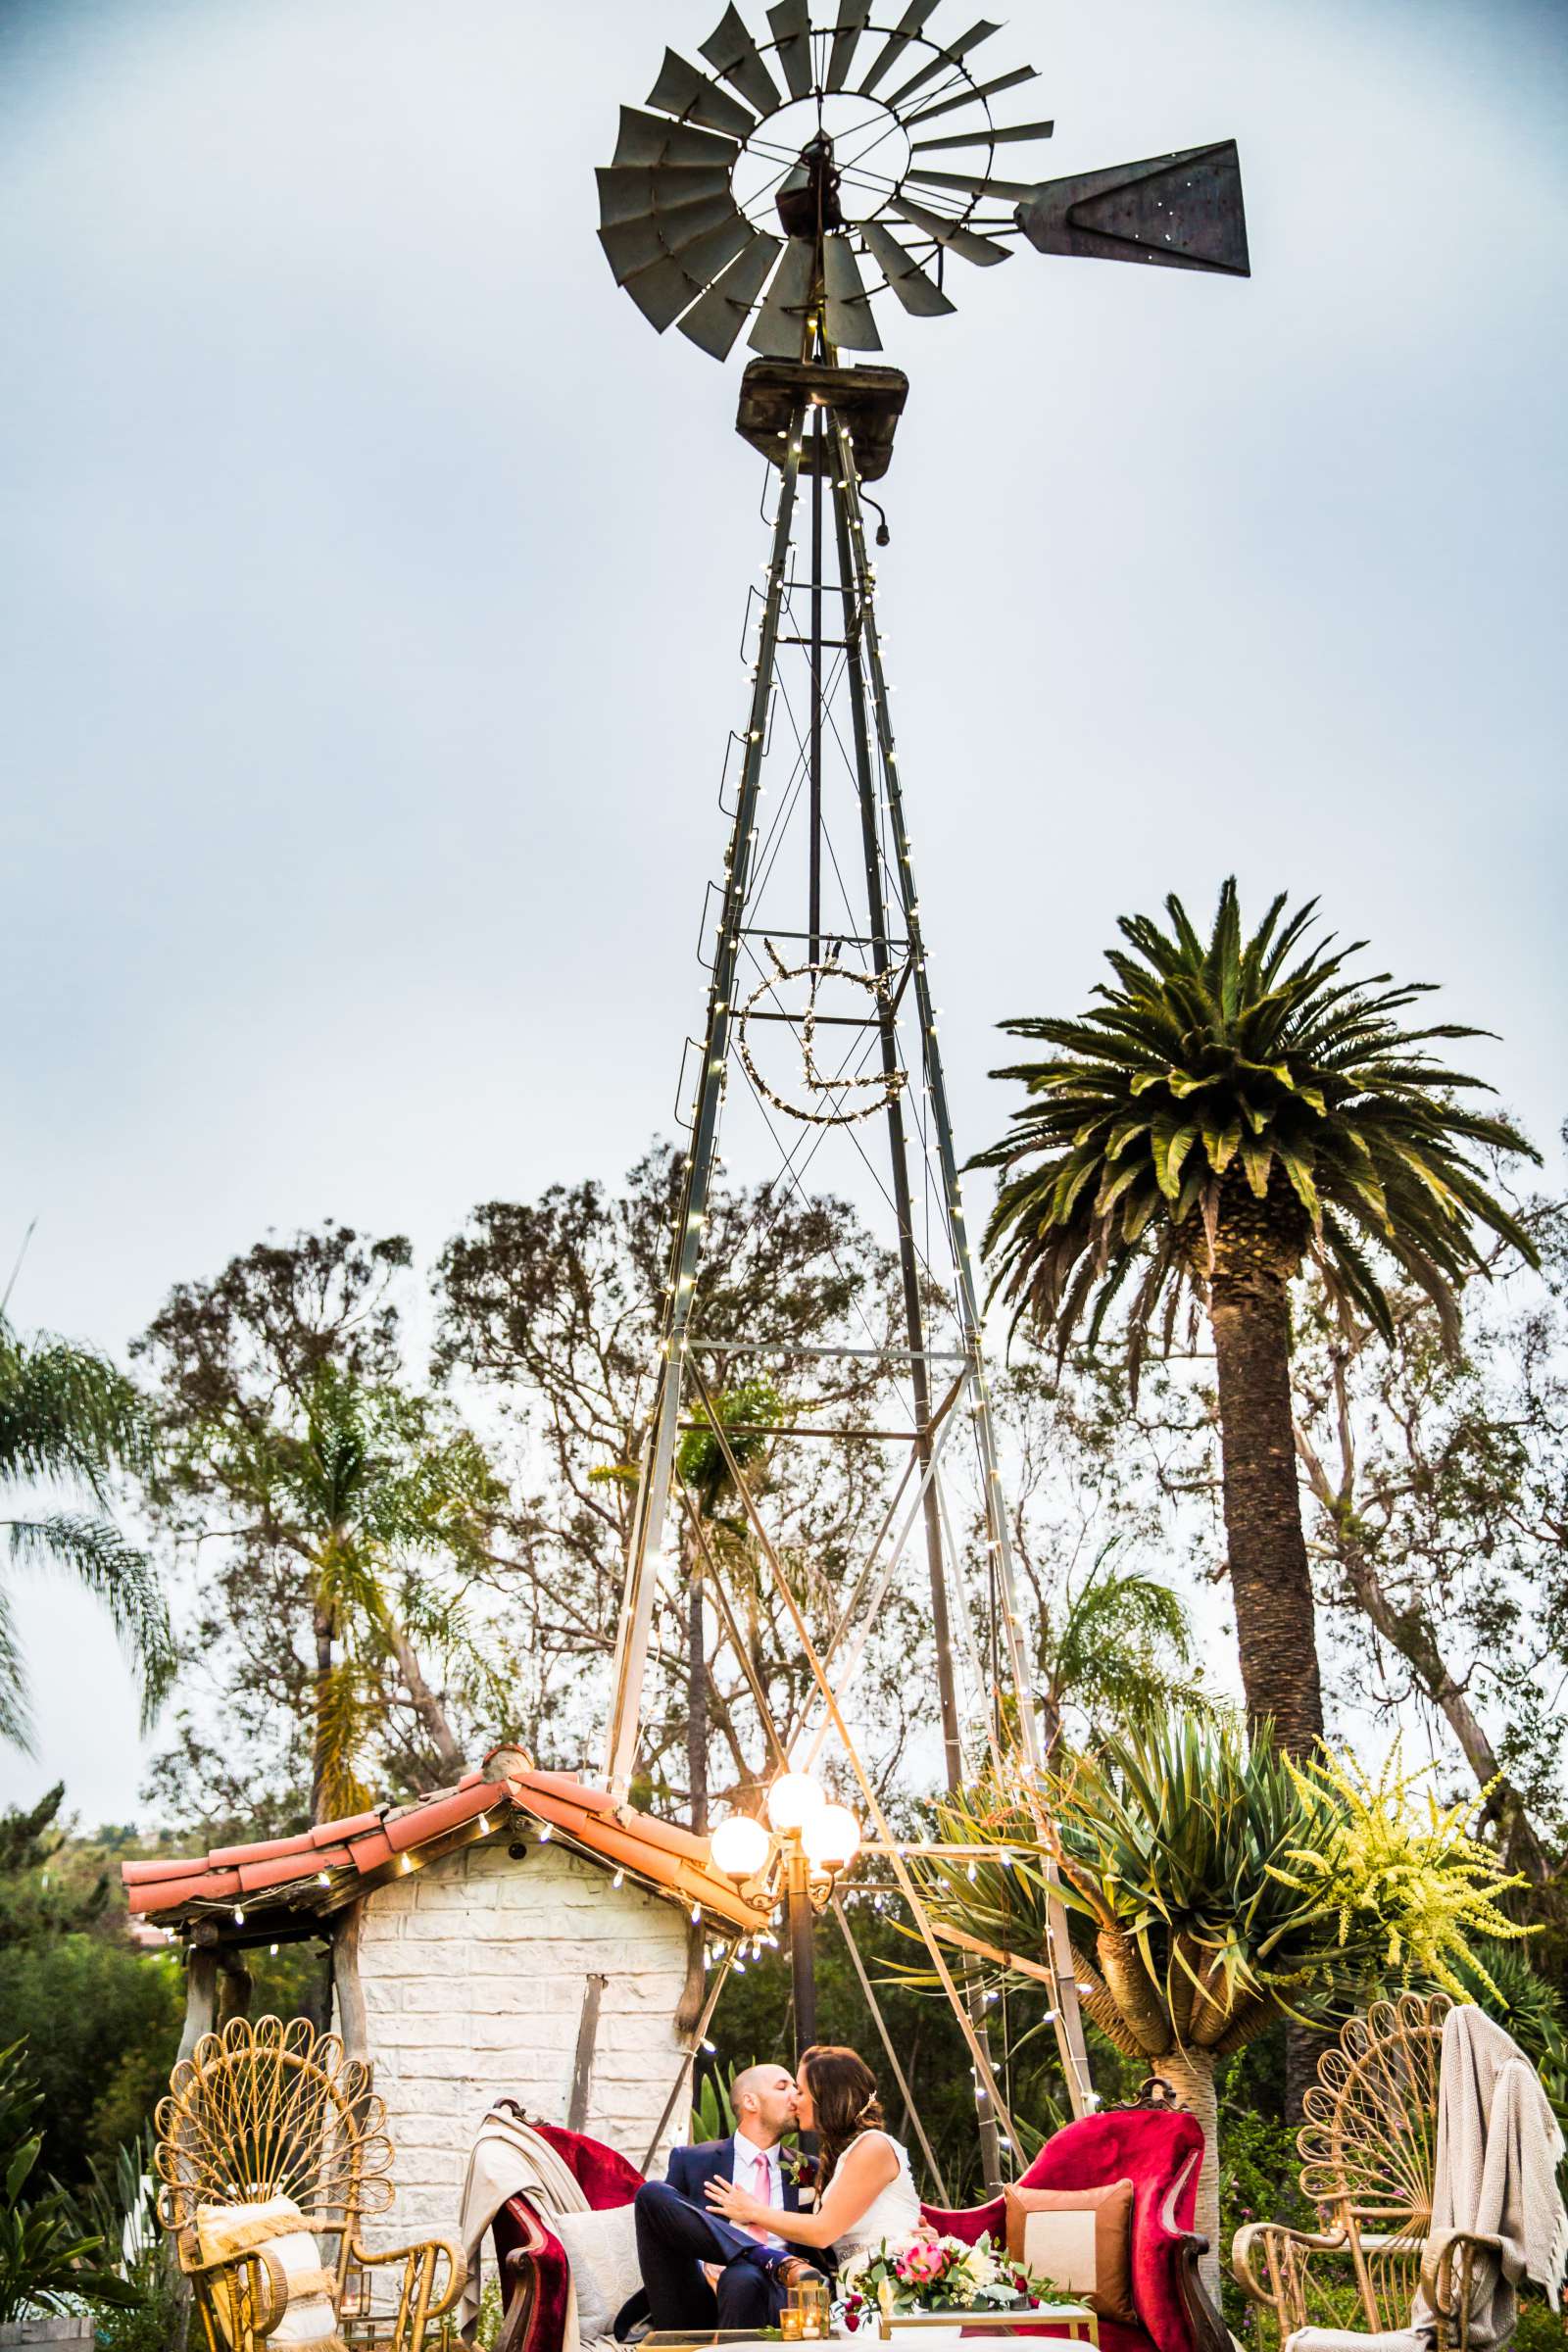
[730,2128,785,2249]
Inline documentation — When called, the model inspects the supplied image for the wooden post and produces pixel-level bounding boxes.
[566,1974,607,2132]
[177,1947,220,2066]
[216,1953,253,2030]
[331,1902,370,2064]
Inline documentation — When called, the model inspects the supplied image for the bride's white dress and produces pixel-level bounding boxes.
[829,2130,924,2265]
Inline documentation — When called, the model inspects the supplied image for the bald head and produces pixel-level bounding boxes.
[731,2062,797,2149]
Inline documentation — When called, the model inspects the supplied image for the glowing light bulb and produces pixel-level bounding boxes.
[710,1814,771,1880]
[765,1772,827,1835]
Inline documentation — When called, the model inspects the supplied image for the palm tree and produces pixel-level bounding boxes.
[1033,1546,1212,1756]
[0,1313,172,1750]
[974,881,1538,1753]
[213,1362,508,1823]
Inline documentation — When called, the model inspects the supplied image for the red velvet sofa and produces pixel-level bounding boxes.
[489,2111,1225,2352]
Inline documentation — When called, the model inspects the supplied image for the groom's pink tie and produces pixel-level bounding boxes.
[750,2151,772,2243]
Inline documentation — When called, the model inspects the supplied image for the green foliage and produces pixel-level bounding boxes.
[0,1934,182,2188]
[70,2127,183,2352]
[0,1310,172,1750]
[676,1381,785,1519]
[0,1788,111,1947]
[1033,1544,1213,1753]
[0,2040,140,2325]
[475,2276,506,2350]
[974,879,1538,1367]
[690,2060,739,2142]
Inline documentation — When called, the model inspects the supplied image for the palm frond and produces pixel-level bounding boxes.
[971,879,1541,1359]
[4,1514,175,1733]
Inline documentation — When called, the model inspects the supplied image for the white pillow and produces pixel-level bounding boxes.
[552,2204,643,2342]
[195,2194,341,2349]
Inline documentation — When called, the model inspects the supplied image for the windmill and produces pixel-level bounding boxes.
[595,0,1250,2156]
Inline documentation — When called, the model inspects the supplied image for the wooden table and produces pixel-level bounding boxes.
[642,2313,1100,2350]
[872,2308,1100,2345]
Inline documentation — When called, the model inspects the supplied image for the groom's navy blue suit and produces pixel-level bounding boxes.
[630,2134,808,2334]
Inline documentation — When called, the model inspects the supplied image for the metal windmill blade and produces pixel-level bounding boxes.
[596,0,1059,359]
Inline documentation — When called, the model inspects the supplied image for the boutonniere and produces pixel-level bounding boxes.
[780,2145,819,2196]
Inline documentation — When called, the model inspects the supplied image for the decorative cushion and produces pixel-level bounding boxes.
[550,2203,644,2342]
[195,2195,343,2349]
[1004,2179,1138,2328]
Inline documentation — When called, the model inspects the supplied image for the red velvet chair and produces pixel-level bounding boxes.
[918,2111,1226,2352]
[490,2111,1225,2352]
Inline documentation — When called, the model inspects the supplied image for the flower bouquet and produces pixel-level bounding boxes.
[834,2232,1058,2334]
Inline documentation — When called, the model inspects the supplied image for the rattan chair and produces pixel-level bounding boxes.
[154,2014,465,2352]
[1231,1990,1495,2351]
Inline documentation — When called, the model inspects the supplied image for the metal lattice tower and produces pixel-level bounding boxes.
[594,0,1250,2146]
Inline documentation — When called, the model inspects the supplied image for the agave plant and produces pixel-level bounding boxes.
[911,1717,1531,2285]
[973,882,1538,1753]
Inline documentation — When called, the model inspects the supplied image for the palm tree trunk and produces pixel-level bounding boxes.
[1207,1261,1323,1756]
[1160,2047,1221,2300]
[312,1602,335,1827]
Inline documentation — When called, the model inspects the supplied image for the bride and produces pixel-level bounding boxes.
[705,2044,925,2266]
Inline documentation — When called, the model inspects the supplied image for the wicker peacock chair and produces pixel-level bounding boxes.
[1232,1989,1495,2351]
[154,2014,465,2352]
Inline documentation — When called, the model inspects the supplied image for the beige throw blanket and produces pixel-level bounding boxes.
[1411,2003,1568,2348]
[456,2107,592,2348]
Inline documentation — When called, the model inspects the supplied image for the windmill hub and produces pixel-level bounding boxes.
[774,128,846,239]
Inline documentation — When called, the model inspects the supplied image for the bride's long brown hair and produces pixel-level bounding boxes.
[798,2045,884,2190]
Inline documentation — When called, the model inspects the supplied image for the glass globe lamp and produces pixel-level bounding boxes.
[802,1803,861,1875]
[710,1812,772,1882]
[765,1771,827,1835]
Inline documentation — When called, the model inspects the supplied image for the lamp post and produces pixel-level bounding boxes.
[710,1770,861,2069]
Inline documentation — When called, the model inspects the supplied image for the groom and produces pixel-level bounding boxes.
[628,2064,820,2333]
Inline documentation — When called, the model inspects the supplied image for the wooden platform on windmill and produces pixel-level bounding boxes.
[736,361,908,481]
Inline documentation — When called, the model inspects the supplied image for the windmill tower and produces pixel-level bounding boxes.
[594,0,1250,2137]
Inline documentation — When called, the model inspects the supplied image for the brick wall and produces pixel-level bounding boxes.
[338,1835,692,2262]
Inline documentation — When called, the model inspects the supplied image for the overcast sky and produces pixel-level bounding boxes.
[2,0,1562,1827]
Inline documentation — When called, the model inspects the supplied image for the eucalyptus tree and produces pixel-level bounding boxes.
[137,1225,510,1823]
[974,881,1538,1753]
[0,1312,172,1750]
[1290,1205,1568,1884]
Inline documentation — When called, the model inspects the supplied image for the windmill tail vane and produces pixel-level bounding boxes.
[595,0,1251,2160]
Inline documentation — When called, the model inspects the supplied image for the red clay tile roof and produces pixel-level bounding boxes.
[121,1747,770,1936]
